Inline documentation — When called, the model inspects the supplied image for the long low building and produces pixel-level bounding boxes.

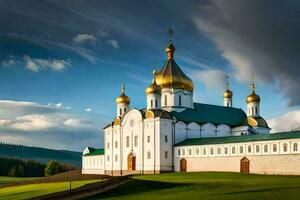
[174,131,300,175]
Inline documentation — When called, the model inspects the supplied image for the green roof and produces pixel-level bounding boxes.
[170,103,248,126]
[175,131,300,146]
[83,148,104,156]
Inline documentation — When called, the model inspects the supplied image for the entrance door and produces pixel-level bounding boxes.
[128,153,136,171]
[240,157,250,173]
[180,158,187,172]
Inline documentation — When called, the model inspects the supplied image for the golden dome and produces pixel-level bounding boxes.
[246,92,260,103]
[145,70,161,95]
[247,116,268,128]
[155,42,194,92]
[246,81,260,103]
[224,89,233,98]
[116,82,130,104]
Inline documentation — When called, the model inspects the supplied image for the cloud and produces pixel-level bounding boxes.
[193,0,300,106]
[72,33,97,45]
[85,108,92,112]
[267,110,300,133]
[1,56,17,67]
[24,56,70,72]
[0,100,107,151]
[190,69,226,92]
[106,39,119,49]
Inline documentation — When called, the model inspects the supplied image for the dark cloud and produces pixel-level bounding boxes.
[193,0,300,106]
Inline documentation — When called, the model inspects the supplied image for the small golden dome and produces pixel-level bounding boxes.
[116,82,130,104]
[224,89,233,98]
[145,70,161,95]
[246,92,260,103]
[246,81,260,103]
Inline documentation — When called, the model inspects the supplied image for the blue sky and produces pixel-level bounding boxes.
[0,0,300,151]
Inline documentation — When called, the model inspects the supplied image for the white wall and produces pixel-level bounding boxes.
[174,121,186,144]
[82,155,105,174]
[201,123,216,138]
[161,88,193,112]
[187,122,201,138]
[174,139,300,175]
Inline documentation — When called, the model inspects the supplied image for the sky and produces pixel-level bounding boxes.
[0,0,300,151]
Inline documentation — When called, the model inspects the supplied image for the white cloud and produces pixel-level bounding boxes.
[106,39,119,49]
[72,34,97,45]
[267,110,300,133]
[0,100,106,151]
[191,69,227,92]
[24,56,70,72]
[85,108,92,112]
[2,56,17,67]
[55,102,63,108]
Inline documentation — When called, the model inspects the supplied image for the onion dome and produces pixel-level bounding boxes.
[246,79,260,103]
[155,41,194,92]
[116,82,130,104]
[224,89,233,98]
[145,70,161,95]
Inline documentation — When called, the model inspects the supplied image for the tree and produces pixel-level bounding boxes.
[8,167,16,177]
[44,160,62,177]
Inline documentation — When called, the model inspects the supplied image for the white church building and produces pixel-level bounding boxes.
[82,36,300,176]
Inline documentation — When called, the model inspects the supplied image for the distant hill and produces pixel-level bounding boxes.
[0,143,82,167]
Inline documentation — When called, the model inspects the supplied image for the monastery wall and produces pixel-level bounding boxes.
[174,138,300,175]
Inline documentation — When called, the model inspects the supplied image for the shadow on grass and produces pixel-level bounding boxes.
[88,178,190,199]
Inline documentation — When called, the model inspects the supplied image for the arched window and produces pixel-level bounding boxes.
[150,99,153,108]
[155,99,158,108]
[227,102,229,107]
[293,143,298,152]
[179,95,182,106]
[134,135,138,147]
[240,146,244,154]
[217,147,221,155]
[273,144,277,152]
[264,145,268,153]
[255,107,258,115]
[256,145,260,153]
[224,147,228,155]
[203,148,207,155]
[124,107,126,112]
[248,145,252,153]
[283,143,288,152]
[210,148,214,155]
[119,108,122,115]
[232,147,236,154]
[115,155,118,162]
[164,95,167,106]
[251,107,254,115]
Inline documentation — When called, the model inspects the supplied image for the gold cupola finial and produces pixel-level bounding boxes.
[246,74,260,103]
[166,27,175,59]
[116,81,130,104]
[223,74,233,98]
[146,69,161,95]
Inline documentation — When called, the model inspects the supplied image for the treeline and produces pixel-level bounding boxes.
[0,143,82,167]
[0,157,45,177]
[0,157,78,177]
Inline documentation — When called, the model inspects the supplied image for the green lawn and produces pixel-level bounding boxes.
[0,179,100,200]
[0,176,38,185]
[91,172,300,200]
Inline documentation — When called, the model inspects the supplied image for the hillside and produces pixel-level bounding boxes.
[0,143,82,167]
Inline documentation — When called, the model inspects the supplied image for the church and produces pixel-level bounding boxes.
[82,34,300,176]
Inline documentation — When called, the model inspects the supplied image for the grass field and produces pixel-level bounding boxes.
[0,179,100,200]
[91,172,300,200]
[0,176,38,185]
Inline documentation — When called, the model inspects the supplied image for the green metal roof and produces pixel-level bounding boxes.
[83,148,104,156]
[170,103,248,126]
[175,131,300,146]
